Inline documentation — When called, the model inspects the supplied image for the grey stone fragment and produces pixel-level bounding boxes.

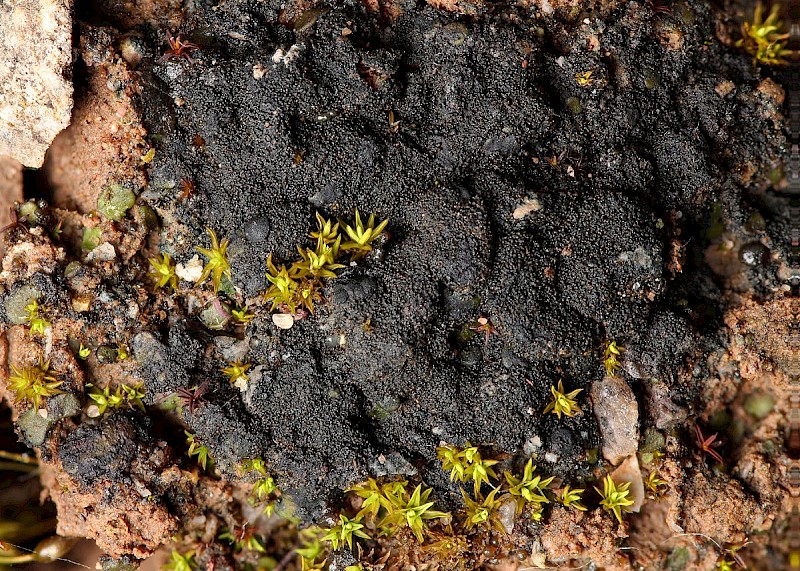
[18,408,49,446]
[47,393,80,421]
[18,393,80,446]
[590,376,639,465]
[0,0,73,167]
[4,284,40,324]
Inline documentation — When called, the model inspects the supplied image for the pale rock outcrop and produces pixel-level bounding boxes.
[0,0,73,167]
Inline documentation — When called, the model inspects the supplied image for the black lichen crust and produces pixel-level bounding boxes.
[55,0,784,518]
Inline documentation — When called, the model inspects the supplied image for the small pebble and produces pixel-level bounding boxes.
[739,242,769,267]
[119,35,146,68]
[512,197,542,219]
[253,64,267,79]
[324,335,346,348]
[272,313,295,329]
[176,255,203,282]
[85,242,116,263]
[71,295,92,312]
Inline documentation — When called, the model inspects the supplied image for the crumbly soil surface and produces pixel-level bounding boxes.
[0,0,792,569]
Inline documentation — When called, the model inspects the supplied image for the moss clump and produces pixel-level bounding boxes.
[736,3,790,65]
[195,228,231,293]
[7,359,63,411]
[264,210,388,315]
